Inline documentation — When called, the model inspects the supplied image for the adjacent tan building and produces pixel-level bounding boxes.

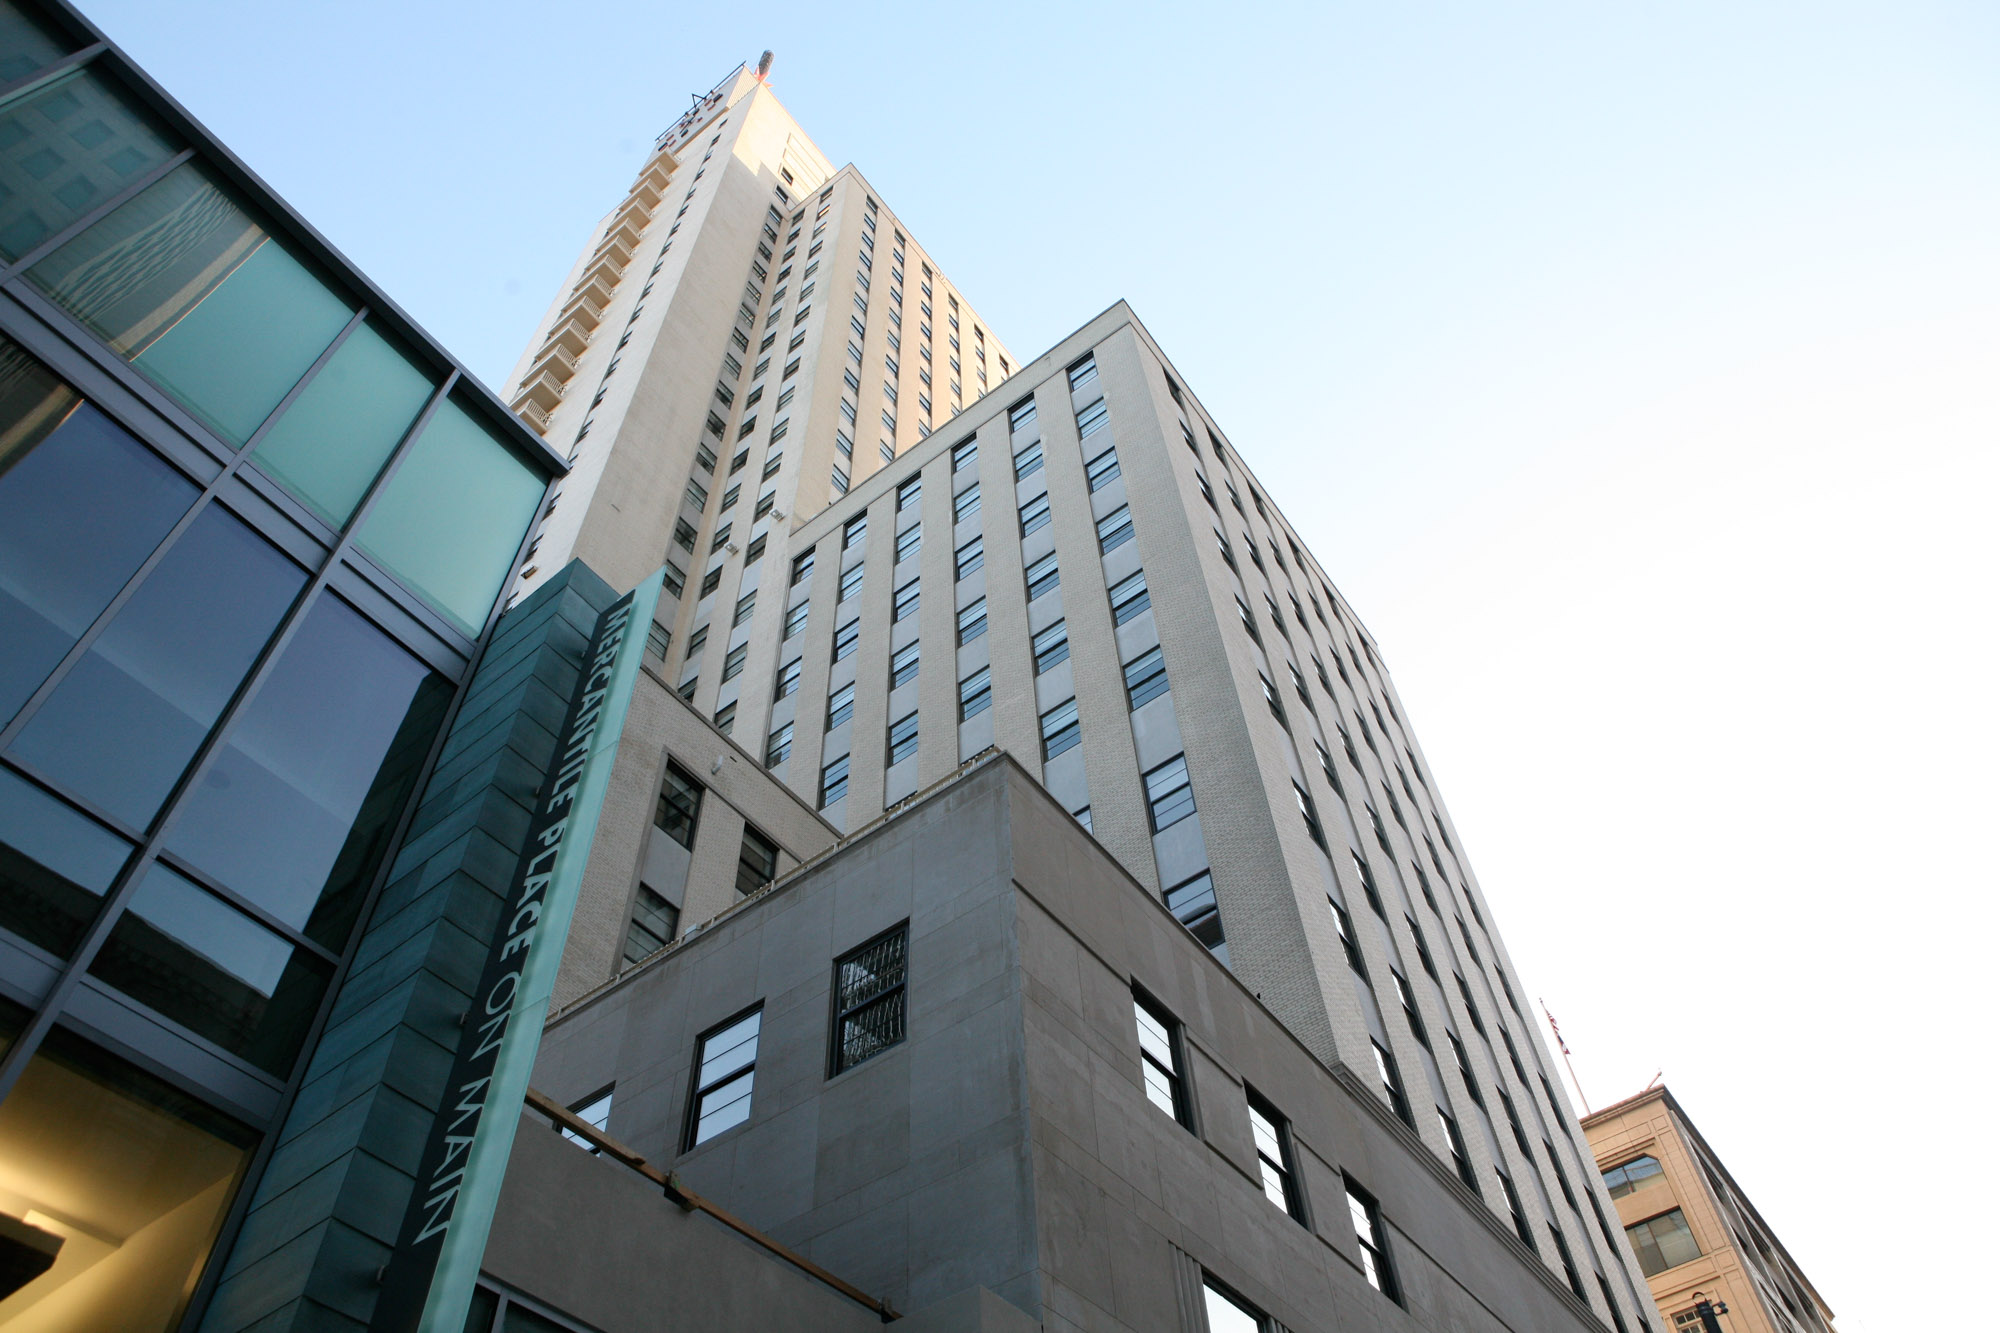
[1583,1087,1837,1333]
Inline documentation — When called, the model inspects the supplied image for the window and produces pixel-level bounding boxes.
[889,641,920,689]
[957,598,987,644]
[819,754,849,807]
[831,925,909,1073]
[1032,620,1070,673]
[766,721,793,766]
[1626,1209,1702,1277]
[955,536,984,579]
[831,466,848,494]
[1013,439,1044,481]
[1109,570,1150,624]
[1025,551,1060,600]
[886,711,919,764]
[622,882,677,965]
[952,437,976,471]
[1602,1154,1665,1198]
[673,518,698,551]
[1096,505,1133,553]
[1040,698,1080,759]
[1329,896,1366,974]
[1372,1040,1413,1124]
[1018,492,1051,537]
[844,513,868,549]
[686,1008,761,1148]
[1067,356,1101,396]
[1436,1107,1478,1189]
[1345,1179,1400,1302]
[893,579,920,623]
[736,825,778,896]
[1262,673,1287,726]
[1085,446,1120,491]
[1294,781,1326,848]
[773,657,802,699]
[833,619,860,661]
[1248,1090,1304,1221]
[1166,871,1226,963]
[958,667,992,720]
[783,601,808,639]
[826,682,856,729]
[1550,1223,1587,1300]
[1236,596,1260,643]
[1202,1278,1265,1333]
[1144,755,1195,832]
[1123,646,1168,709]
[791,550,815,585]
[732,590,756,626]
[1074,397,1109,439]
[897,476,921,512]
[954,482,981,523]
[1497,1166,1534,1245]
[711,700,737,735]
[1391,970,1428,1046]
[719,643,746,682]
[838,562,864,603]
[710,522,734,553]
[1133,990,1191,1127]
[655,764,703,848]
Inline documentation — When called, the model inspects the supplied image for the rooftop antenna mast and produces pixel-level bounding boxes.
[1540,998,1590,1114]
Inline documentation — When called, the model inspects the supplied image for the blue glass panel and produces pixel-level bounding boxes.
[7,503,304,828]
[165,593,448,949]
[87,861,330,1075]
[0,375,197,728]
[0,764,131,959]
[0,66,178,261]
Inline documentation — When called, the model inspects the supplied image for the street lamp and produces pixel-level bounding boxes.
[1688,1291,1730,1333]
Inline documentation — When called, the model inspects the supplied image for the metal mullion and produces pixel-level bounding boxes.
[0,305,366,755]
[0,146,194,284]
[148,850,340,967]
[0,41,105,113]
[0,753,150,846]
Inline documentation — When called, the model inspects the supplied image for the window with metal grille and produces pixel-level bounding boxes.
[1040,698,1080,760]
[1166,871,1226,964]
[1025,551,1059,600]
[686,1007,761,1149]
[886,711,919,765]
[1033,621,1070,673]
[831,925,908,1074]
[1124,646,1168,710]
[654,764,703,848]
[736,825,778,896]
[1144,755,1194,832]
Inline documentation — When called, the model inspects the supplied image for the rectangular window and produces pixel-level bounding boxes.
[1144,755,1195,832]
[819,753,849,807]
[956,666,994,720]
[827,682,856,729]
[1109,570,1150,624]
[1039,698,1080,759]
[1202,1277,1265,1333]
[623,884,677,964]
[844,513,868,549]
[791,550,815,586]
[1438,1106,1478,1190]
[1123,646,1168,710]
[893,579,920,623]
[1166,871,1226,962]
[891,526,921,567]
[957,598,987,644]
[710,522,734,553]
[1074,397,1109,439]
[1346,1179,1400,1302]
[1626,1209,1702,1277]
[1247,1090,1305,1221]
[1329,896,1366,974]
[1096,505,1133,553]
[897,476,921,512]
[1133,989,1191,1127]
[831,924,909,1073]
[952,438,977,471]
[1018,492,1051,537]
[1018,553,1059,602]
[686,1007,761,1148]
[831,466,849,494]
[886,710,919,764]
[1009,397,1039,434]
[1068,356,1101,396]
[1013,439,1044,481]
[655,764,704,848]
[720,642,747,682]
[955,536,985,580]
[1371,1040,1413,1126]
[735,824,778,896]
[773,657,802,700]
[954,482,981,523]
[833,618,860,662]
[1294,781,1326,848]
[839,562,863,602]
[1085,446,1120,491]
[732,590,756,626]
[876,626,919,685]
[700,567,723,598]
[1032,620,1070,673]
[783,601,808,640]
[766,721,793,766]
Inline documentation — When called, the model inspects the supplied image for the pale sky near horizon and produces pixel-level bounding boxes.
[83,2,1996,1328]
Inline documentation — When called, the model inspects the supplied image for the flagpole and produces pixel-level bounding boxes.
[1540,999,1590,1114]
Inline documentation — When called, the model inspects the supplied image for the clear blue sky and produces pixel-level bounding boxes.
[87,2,1996,1328]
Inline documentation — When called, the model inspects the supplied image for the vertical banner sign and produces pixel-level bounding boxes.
[373,569,665,1332]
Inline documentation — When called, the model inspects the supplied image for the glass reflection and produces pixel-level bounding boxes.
[0,1025,253,1331]
[86,863,330,1076]
[25,161,352,447]
[0,66,178,262]
[165,593,449,949]
[7,502,304,829]
[0,766,130,960]
[0,342,197,729]
[0,1,73,85]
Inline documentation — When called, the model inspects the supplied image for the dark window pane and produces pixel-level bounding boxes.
[87,862,333,1075]
[0,367,197,728]
[8,503,305,828]
[0,764,132,959]
[0,66,178,262]
[162,593,449,949]
[248,320,436,528]
[27,162,354,448]
[0,2,74,84]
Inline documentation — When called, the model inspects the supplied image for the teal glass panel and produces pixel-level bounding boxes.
[0,0,74,84]
[87,861,332,1076]
[356,397,544,637]
[24,161,352,447]
[250,320,434,527]
[0,764,132,959]
[0,65,178,261]
[164,592,450,950]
